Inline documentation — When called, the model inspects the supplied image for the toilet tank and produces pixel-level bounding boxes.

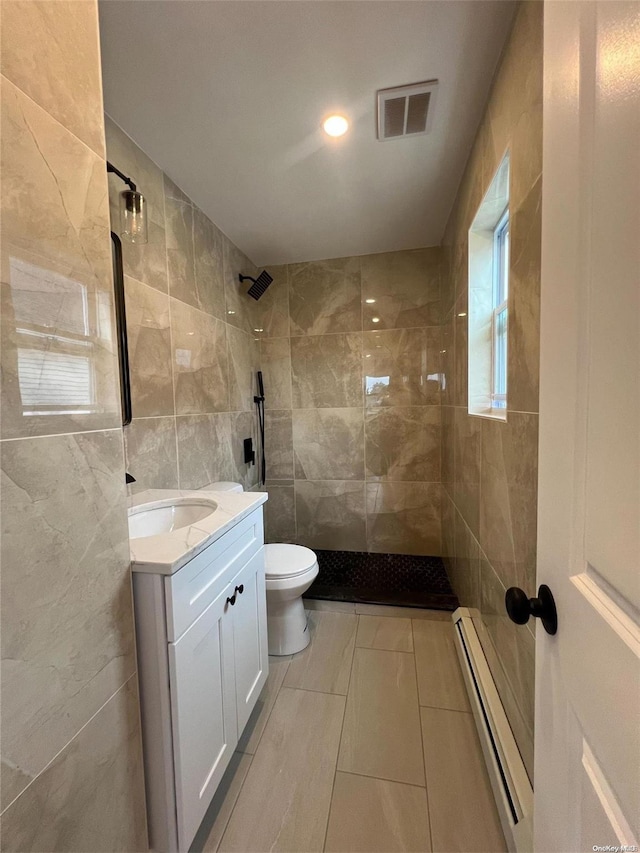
[199,481,244,494]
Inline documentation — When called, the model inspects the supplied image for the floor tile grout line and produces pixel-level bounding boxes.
[321,617,358,853]
[334,767,428,791]
[212,752,255,853]
[419,702,473,715]
[216,657,292,850]
[355,643,414,654]
[280,682,349,697]
[412,629,434,853]
[239,656,293,755]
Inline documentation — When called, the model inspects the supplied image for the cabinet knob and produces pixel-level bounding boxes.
[235,584,244,595]
[226,594,236,607]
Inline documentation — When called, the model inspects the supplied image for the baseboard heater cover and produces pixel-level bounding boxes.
[452,607,534,853]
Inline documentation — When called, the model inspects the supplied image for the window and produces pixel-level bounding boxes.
[8,258,105,418]
[468,152,510,419]
[491,209,509,410]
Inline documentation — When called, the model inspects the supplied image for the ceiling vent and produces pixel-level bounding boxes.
[377,80,438,141]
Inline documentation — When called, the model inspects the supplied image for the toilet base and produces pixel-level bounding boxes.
[267,596,310,655]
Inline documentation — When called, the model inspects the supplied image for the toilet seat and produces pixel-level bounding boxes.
[264,543,318,579]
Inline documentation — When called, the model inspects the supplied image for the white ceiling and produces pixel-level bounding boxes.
[99,1,515,265]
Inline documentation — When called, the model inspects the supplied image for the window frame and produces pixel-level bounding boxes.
[490,208,509,411]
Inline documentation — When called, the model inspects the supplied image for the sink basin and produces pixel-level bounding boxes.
[128,498,218,540]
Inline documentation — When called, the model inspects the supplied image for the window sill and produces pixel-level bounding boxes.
[468,407,508,422]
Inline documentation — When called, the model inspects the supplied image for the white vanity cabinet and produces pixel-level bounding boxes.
[132,507,268,853]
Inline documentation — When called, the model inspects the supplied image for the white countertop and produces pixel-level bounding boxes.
[129,488,268,575]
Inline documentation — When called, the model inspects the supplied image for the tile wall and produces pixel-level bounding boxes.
[105,117,271,495]
[0,1,147,848]
[259,250,444,555]
[440,0,542,780]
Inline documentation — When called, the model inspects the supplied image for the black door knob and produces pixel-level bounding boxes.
[235,584,244,595]
[505,584,557,635]
[226,594,236,607]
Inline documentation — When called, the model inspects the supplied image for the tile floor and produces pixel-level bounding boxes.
[191,602,507,853]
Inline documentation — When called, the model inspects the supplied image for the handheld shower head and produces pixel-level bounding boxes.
[239,270,273,300]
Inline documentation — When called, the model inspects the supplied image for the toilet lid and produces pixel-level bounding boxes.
[264,543,318,579]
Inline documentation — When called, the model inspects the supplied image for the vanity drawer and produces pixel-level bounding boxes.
[164,508,264,642]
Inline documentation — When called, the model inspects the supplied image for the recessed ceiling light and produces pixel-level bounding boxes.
[323,115,349,137]
[254,328,264,333]
[365,298,376,304]
[228,310,235,315]
[371,317,380,323]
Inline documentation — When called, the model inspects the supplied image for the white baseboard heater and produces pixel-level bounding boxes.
[451,607,534,853]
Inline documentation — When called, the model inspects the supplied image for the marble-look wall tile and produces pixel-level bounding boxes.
[291,333,363,409]
[1,79,120,439]
[508,176,541,414]
[227,324,259,412]
[1,430,134,809]
[223,239,261,335]
[366,482,441,556]
[265,410,294,480]
[125,276,173,418]
[176,413,233,490]
[365,406,440,483]
[363,328,441,408]
[171,298,229,415]
[451,134,486,259]
[257,264,289,339]
[361,248,440,330]
[441,487,456,573]
[452,239,470,308]
[487,0,542,211]
[439,0,541,789]
[124,417,178,493]
[193,204,226,319]
[260,337,292,410]
[295,480,367,551]
[165,175,197,308]
[0,677,148,852]
[452,291,468,407]
[440,311,455,407]
[105,115,168,293]
[293,408,364,481]
[229,411,259,490]
[480,413,538,593]
[163,175,191,204]
[478,553,534,777]
[441,406,455,497]
[440,244,454,323]
[289,257,361,336]
[1,1,105,156]
[451,510,480,610]
[453,407,481,538]
[263,485,296,544]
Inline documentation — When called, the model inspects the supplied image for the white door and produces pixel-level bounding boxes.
[230,547,269,733]
[535,2,639,851]
[168,587,238,851]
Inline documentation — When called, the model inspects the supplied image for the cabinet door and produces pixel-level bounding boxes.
[230,547,269,733]
[168,587,237,852]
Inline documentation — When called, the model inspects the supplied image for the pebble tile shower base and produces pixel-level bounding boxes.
[304,550,458,610]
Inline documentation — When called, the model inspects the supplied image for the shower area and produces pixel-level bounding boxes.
[255,249,458,612]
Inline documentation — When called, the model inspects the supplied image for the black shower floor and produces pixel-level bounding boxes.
[304,550,459,611]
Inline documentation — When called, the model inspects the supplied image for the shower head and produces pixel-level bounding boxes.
[239,270,273,301]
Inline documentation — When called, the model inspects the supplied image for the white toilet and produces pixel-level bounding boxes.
[199,482,319,655]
